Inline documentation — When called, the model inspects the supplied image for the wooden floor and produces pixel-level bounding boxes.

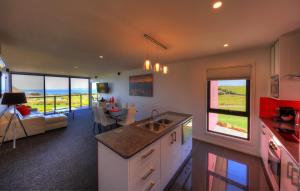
[168,139,271,191]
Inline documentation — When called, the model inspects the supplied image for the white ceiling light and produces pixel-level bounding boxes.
[213,1,223,9]
[223,43,229,47]
[99,55,104,59]
[74,66,79,69]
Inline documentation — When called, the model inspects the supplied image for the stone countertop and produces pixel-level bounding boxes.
[260,118,299,165]
[95,111,192,159]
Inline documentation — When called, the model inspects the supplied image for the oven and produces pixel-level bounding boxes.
[268,139,281,188]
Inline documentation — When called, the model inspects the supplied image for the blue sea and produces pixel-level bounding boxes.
[22,88,97,96]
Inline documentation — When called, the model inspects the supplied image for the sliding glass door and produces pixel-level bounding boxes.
[45,76,69,113]
[11,74,45,113]
[70,78,89,110]
[11,72,90,115]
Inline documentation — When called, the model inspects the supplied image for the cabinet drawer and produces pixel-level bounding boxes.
[130,141,160,172]
[131,166,160,191]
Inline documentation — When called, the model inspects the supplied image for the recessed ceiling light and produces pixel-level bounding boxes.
[223,43,229,47]
[74,66,79,69]
[213,1,222,9]
[99,55,104,59]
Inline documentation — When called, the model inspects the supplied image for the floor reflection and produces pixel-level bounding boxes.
[169,139,271,191]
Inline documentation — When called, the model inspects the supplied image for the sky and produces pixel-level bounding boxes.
[12,74,89,90]
[218,80,246,86]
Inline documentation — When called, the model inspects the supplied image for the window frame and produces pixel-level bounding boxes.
[207,79,250,140]
[10,72,91,115]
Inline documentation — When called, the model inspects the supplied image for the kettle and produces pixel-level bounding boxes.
[295,111,300,126]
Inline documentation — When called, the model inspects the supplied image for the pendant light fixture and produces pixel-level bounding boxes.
[154,62,160,72]
[144,59,152,71]
[162,66,168,74]
[143,34,168,74]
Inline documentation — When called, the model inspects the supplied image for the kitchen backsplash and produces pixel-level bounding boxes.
[259,97,300,118]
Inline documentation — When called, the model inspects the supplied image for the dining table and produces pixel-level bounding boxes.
[107,108,128,125]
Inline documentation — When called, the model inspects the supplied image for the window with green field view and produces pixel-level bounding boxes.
[11,73,90,114]
[45,76,69,113]
[207,79,250,140]
[71,78,89,109]
[12,74,45,113]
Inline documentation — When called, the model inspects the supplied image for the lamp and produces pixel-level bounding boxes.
[1,92,28,149]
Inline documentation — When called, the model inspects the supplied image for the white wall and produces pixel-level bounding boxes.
[97,47,271,156]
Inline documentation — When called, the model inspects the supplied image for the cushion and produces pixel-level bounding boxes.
[16,105,31,116]
[45,114,67,124]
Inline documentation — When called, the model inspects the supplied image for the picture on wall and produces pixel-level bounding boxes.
[129,74,153,97]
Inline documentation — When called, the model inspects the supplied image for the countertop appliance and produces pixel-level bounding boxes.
[268,138,281,189]
[279,107,295,123]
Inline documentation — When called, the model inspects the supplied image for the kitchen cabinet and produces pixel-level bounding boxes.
[98,122,191,191]
[278,32,300,77]
[161,126,182,188]
[98,140,161,191]
[271,31,300,77]
[260,124,270,169]
[271,41,280,76]
[280,149,300,191]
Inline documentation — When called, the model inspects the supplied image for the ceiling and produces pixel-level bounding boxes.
[0,0,300,77]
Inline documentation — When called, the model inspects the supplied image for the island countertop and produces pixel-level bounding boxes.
[95,111,192,159]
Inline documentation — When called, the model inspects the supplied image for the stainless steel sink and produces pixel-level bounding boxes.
[156,118,173,125]
[137,118,173,133]
[138,122,167,133]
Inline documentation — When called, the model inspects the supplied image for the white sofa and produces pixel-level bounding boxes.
[0,108,68,142]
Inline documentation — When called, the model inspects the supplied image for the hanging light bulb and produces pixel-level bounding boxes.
[154,62,160,72]
[144,59,152,71]
[162,66,168,74]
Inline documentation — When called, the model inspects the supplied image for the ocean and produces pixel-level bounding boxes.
[22,88,97,96]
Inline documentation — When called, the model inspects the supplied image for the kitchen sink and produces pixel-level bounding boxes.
[138,121,168,133]
[156,118,173,125]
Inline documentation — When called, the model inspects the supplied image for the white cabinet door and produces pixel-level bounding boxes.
[161,126,182,189]
[280,149,300,191]
[279,32,300,76]
[260,124,269,168]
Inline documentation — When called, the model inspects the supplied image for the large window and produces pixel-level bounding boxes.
[12,74,45,113]
[45,76,69,113]
[11,73,90,114]
[207,79,250,140]
[71,78,89,109]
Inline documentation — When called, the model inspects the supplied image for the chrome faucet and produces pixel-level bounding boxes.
[151,109,160,122]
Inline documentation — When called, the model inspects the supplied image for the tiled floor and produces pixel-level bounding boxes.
[169,139,271,191]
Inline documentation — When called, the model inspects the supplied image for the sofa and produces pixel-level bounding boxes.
[0,108,68,142]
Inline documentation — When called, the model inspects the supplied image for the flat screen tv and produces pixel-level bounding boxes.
[97,82,109,93]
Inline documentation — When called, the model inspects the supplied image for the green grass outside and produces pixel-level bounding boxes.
[26,94,90,113]
[216,85,248,132]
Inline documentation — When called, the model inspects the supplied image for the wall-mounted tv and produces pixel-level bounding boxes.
[97,82,109,93]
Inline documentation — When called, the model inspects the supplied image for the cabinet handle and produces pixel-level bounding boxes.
[141,168,155,180]
[287,162,293,178]
[141,149,155,159]
[170,132,174,144]
[145,182,155,191]
[291,167,300,187]
[174,131,177,142]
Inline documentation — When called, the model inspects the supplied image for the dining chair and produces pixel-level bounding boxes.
[118,106,137,126]
[96,106,115,133]
[92,104,115,134]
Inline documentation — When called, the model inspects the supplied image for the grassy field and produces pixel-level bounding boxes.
[217,86,248,132]
[26,94,90,113]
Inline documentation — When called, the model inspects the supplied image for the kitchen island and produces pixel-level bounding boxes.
[95,111,192,191]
